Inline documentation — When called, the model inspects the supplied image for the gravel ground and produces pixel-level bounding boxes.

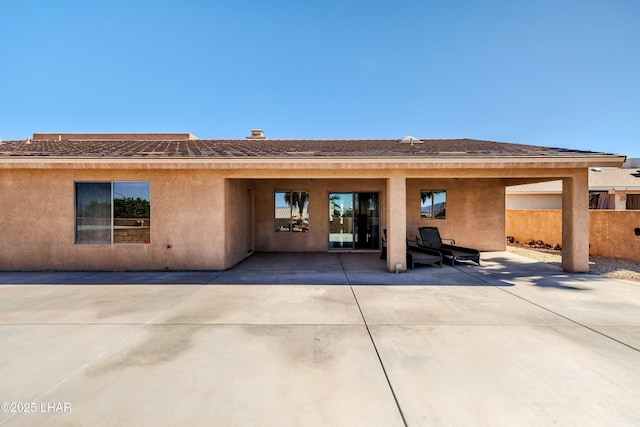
[506,244,640,283]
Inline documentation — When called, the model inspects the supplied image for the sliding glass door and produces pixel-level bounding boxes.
[329,192,379,249]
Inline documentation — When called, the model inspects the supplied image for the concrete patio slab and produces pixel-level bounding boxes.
[213,253,350,285]
[0,324,141,404]
[0,285,200,324]
[3,324,404,427]
[0,252,487,286]
[2,252,640,426]
[153,285,364,325]
[0,271,223,285]
[467,252,640,349]
[343,254,487,286]
[502,276,640,325]
[590,326,640,351]
[371,324,640,426]
[353,285,572,326]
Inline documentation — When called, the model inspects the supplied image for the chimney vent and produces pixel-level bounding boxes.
[399,135,423,146]
[246,129,266,140]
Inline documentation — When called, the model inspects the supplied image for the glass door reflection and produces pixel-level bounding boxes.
[329,193,354,249]
[329,192,379,250]
[354,192,379,250]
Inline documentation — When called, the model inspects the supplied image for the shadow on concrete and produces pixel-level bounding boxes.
[5,251,604,288]
[466,254,593,291]
[0,252,521,286]
[0,271,223,285]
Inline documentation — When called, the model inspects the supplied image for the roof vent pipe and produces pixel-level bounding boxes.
[399,135,423,146]
[246,129,266,140]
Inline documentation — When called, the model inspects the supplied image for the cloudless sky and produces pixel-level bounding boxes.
[1,0,639,157]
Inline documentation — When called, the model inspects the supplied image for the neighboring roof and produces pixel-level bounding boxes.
[508,166,640,194]
[0,137,625,160]
[507,180,563,194]
[590,167,640,190]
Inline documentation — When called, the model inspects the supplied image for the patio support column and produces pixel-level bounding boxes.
[386,175,407,272]
[562,170,589,272]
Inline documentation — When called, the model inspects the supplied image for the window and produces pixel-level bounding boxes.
[275,190,309,232]
[75,182,151,244]
[420,190,446,219]
[627,194,640,210]
[589,191,614,210]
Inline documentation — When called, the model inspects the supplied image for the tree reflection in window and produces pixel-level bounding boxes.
[75,182,150,244]
[113,182,151,243]
[421,190,446,219]
[275,190,309,232]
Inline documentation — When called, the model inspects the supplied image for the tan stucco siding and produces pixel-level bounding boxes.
[0,160,612,271]
[589,210,640,262]
[507,194,563,210]
[0,172,511,270]
[154,172,226,270]
[0,169,227,270]
[506,210,563,246]
[507,209,640,263]
[252,179,385,252]
[224,179,253,267]
[1,169,75,270]
[406,178,506,251]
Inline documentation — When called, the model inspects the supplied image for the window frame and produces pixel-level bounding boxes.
[274,190,310,233]
[75,181,151,244]
[626,194,640,210]
[420,190,447,220]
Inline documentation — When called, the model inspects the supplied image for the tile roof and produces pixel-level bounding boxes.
[590,167,640,189]
[0,138,621,159]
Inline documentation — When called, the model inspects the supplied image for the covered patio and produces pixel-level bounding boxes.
[2,250,640,426]
[0,134,625,273]
[0,251,564,286]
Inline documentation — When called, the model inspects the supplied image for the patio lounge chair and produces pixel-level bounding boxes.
[406,238,442,269]
[417,226,480,265]
[380,229,442,268]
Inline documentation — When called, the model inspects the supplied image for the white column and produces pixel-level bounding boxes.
[562,170,589,272]
[615,192,626,210]
[386,175,407,272]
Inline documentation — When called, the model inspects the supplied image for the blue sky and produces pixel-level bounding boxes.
[2,1,639,157]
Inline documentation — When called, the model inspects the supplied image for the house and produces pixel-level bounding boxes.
[0,131,626,273]
[507,158,640,211]
[506,158,640,262]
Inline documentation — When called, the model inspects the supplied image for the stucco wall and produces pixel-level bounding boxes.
[0,169,227,270]
[506,210,563,246]
[507,209,640,262]
[252,179,385,252]
[407,178,507,251]
[224,179,253,267]
[589,210,640,262]
[251,178,507,253]
[0,167,521,270]
[507,194,562,210]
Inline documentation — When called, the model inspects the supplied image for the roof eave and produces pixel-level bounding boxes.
[0,154,626,167]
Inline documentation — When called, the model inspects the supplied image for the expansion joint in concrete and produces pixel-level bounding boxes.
[338,253,409,427]
[457,264,640,354]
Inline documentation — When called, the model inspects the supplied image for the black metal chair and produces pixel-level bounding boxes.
[381,229,442,268]
[417,226,480,265]
[380,229,387,260]
[406,238,442,269]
